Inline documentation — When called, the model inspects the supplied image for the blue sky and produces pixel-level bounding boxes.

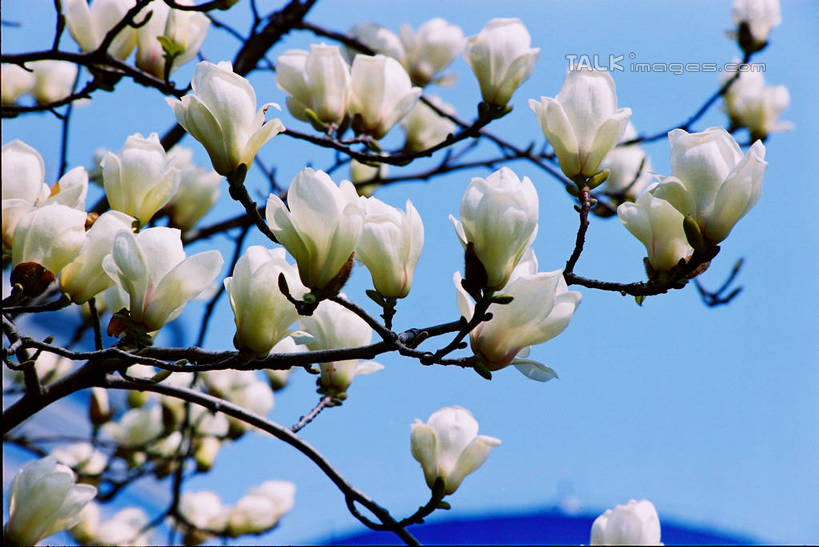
[2,0,818,545]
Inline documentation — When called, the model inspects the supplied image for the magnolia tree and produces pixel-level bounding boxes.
[0,0,790,545]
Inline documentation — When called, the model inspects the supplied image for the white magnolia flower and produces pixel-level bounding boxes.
[450,167,539,290]
[61,210,135,304]
[357,197,424,298]
[600,123,653,201]
[265,336,306,390]
[178,491,228,539]
[300,298,383,397]
[51,442,108,476]
[349,54,421,139]
[136,0,210,78]
[276,44,351,129]
[410,406,500,495]
[401,95,457,152]
[348,22,404,62]
[69,502,100,544]
[530,68,632,181]
[618,186,693,272]
[349,159,388,197]
[12,203,87,275]
[1,64,35,105]
[165,146,222,232]
[454,249,581,378]
[102,227,223,332]
[652,127,767,243]
[464,18,540,107]
[266,168,365,293]
[104,405,164,446]
[102,132,180,227]
[29,60,77,105]
[590,499,663,545]
[225,246,306,356]
[722,69,791,140]
[63,0,138,60]
[227,481,296,536]
[203,370,274,420]
[5,456,97,546]
[167,61,285,177]
[733,0,781,48]
[93,507,152,546]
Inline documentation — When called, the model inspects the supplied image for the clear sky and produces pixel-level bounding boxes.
[2,0,818,545]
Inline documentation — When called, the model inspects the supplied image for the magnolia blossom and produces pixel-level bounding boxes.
[136,0,210,78]
[1,64,35,105]
[5,456,97,546]
[652,127,767,243]
[590,499,663,545]
[276,44,351,129]
[102,227,223,332]
[300,298,383,397]
[450,167,538,290]
[61,210,135,304]
[733,0,781,48]
[722,69,791,140]
[410,406,501,495]
[73,505,152,546]
[455,249,582,377]
[203,370,274,435]
[600,123,653,201]
[401,95,457,152]
[349,54,421,139]
[398,18,464,86]
[225,246,306,356]
[178,491,228,543]
[104,405,164,447]
[51,442,108,476]
[12,203,87,275]
[165,146,222,232]
[63,0,137,60]
[618,186,693,272]
[102,132,180,227]
[464,18,540,107]
[530,68,632,181]
[350,159,388,197]
[227,481,296,536]
[266,168,364,293]
[2,140,88,248]
[266,336,306,390]
[357,197,424,298]
[168,61,284,176]
[29,60,77,105]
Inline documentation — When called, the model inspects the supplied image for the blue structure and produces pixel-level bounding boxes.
[324,509,755,545]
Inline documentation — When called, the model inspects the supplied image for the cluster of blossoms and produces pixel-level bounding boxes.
[1,0,787,544]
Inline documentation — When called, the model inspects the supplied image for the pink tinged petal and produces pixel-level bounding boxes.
[144,250,223,330]
[410,421,439,489]
[584,108,631,177]
[445,434,501,494]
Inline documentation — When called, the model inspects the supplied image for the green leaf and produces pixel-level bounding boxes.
[436,501,451,510]
[634,294,646,306]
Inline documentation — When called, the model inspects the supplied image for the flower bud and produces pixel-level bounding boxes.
[450,167,539,290]
[722,69,791,141]
[530,68,631,181]
[464,18,540,107]
[454,249,581,376]
[266,168,364,293]
[29,60,77,105]
[299,298,383,398]
[349,54,421,139]
[733,0,781,52]
[102,227,223,333]
[398,18,464,87]
[102,132,180,227]
[89,387,114,425]
[590,499,662,545]
[5,456,97,546]
[276,44,351,129]
[651,127,766,243]
[165,147,222,232]
[178,491,228,544]
[193,436,221,472]
[1,64,35,105]
[401,95,457,152]
[617,186,693,272]
[265,336,305,390]
[410,406,500,496]
[227,481,295,537]
[104,406,164,447]
[63,0,137,60]
[350,159,387,197]
[61,210,135,304]
[225,246,306,356]
[167,61,285,177]
[357,197,424,299]
[136,0,210,78]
